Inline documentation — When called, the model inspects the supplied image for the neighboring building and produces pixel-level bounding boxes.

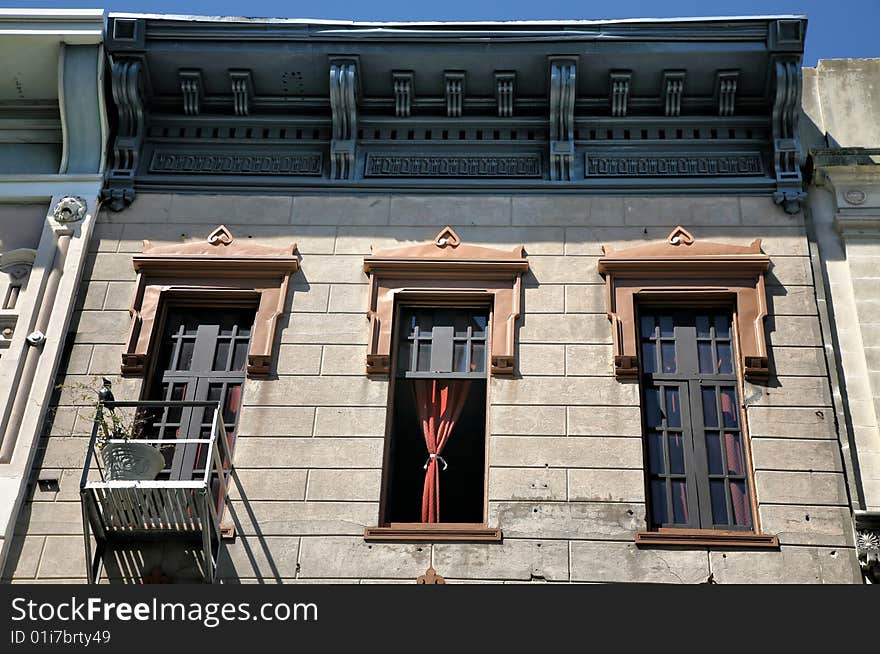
[803,58,880,583]
[1,14,868,583]
[0,9,107,578]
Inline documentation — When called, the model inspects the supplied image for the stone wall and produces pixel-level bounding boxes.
[3,193,861,583]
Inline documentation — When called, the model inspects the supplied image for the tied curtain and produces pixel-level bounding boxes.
[413,379,471,523]
[721,391,750,526]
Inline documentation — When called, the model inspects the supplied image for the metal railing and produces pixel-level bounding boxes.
[79,400,233,583]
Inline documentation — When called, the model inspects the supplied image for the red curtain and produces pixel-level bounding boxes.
[412,379,471,523]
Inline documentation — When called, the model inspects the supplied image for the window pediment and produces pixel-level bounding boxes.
[598,226,771,382]
[363,227,529,376]
[123,225,298,379]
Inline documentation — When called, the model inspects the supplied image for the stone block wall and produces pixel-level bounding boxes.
[2,193,861,583]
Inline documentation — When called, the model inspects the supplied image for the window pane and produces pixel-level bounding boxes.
[647,432,665,474]
[641,341,657,374]
[659,315,674,337]
[397,341,411,373]
[714,314,731,339]
[717,342,733,374]
[664,387,681,428]
[453,342,467,372]
[417,312,432,334]
[650,479,668,526]
[417,342,431,371]
[701,388,719,427]
[401,313,416,337]
[471,342,486,373]
[696,315,710,337]
[698,341,714,374]
[710,480,728,524]
[640,315,655,337]
[668,433,685,474]
[730,481,751,527]
[661,342,676,373]
[177,339,195,371]
[724,433,745,476]
[232,341,248,371]
[721,388,738,427]
[671,480,688,524]
[454,313,469,337]
[644,387,661,427]
[706,432,723,475]
[213,340,230,371]
[224,384,242,424]
[471,314,487,335]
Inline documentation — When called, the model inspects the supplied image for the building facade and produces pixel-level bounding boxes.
[1,14,869,583]
[0,9,107,579]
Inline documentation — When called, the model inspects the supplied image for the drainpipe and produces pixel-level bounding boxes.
[0,227,72,463]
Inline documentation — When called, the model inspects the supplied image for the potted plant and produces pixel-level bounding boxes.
[62,378,166,481]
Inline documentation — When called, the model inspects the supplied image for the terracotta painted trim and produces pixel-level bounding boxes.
[635,529,779,549]
[597,226,771,382]
[363,523,503,543]
[121,225,299,379]
[363,226,529,377]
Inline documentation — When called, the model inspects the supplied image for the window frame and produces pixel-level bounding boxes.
[364,297,501,543]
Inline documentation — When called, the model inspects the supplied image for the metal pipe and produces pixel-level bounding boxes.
[0,230,71,463]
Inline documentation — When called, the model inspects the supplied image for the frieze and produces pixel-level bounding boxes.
[585,152,764,177]
[148,151,323,176]
[365,154,542,178]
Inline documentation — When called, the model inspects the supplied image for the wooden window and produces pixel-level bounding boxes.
[145,306,253,481]
[364,304,501,543]
[636,308,777,548]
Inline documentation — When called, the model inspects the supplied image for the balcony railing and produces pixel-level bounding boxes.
[79,400,233,584]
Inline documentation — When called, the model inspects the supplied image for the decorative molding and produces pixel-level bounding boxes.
[52,195,87,223]
[855,511,880,583]
[392,71,413,118]
[178,69,203,116]
[716,70,739,117]
[549,58,576,181]
[585,152,764,178]
[122,226,298,379]
[495,71,515,118]
[329,59,358,180]
[229,69,254,117]
[149,151,322,176]
[444,71,465,117]
[102,56,147,211]
[363,226,528,377]
[417,566,446,584]
[365,154,541,178]
[598,226,771,382]
[771,56,805,214]
[0,248,37,280]
[844,189,867,205]
[663,70,685,117]
[610,70,631,117]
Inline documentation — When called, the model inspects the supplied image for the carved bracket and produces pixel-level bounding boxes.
[363,226,529,377]
[0,248,37,280]
[549,58,576,181]
[102,55,148,211]
[610,70,631,118]
[229,69,254,116]
[122,226,298,379]
[178,69,203,115]
[393,71,414,118]
[716,70,739,117]
[330,59,358,180]
[445,71,465,117]
[663,70,685,117]
[857,530,880,583]
[598,226,771,382]
[771,55,806,214]
[495,71,515,118]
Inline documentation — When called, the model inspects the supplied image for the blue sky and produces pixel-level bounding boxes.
[10,0,877,66]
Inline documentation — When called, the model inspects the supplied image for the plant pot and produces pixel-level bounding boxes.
[101,442,165,481]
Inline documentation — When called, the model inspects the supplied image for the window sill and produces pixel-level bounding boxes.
[364,523,503,543]
[635,530,779,549]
